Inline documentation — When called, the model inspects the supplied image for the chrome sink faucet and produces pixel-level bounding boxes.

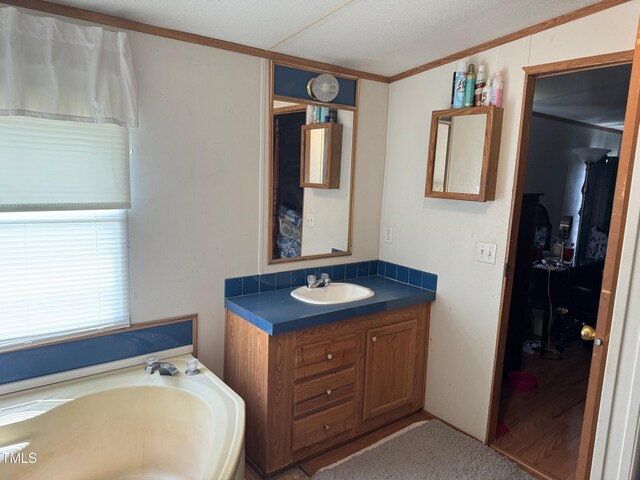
[307,272,331,288]
[145,356,179,376]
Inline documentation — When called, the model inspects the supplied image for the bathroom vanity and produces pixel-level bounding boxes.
[224,276,434,476]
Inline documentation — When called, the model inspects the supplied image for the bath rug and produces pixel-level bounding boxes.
[312,420,534,480]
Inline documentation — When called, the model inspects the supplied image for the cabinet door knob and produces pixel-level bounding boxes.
[326,389,332,396]
[324,424,330,431]
[326,353,333,360]
[372,336,377,343]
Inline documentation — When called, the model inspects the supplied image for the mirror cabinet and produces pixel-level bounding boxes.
[269,63,358,264]
[425,105,503,202]
[301,122,343,189]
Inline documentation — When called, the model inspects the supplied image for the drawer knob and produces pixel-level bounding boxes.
[324,424,330,431]
[372,336,377,343]
[326,353,333,360]
[326,389,332,396]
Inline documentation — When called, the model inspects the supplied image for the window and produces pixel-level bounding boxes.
[0,117,131,352]
[0,8,136,352]
[0,210,130,350]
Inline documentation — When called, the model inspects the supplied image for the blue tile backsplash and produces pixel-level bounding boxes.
[224,260,437,298]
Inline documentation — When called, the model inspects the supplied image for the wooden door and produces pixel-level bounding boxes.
[362,320,417,422]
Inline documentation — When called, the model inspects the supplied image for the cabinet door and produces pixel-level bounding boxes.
[362,320,418,422]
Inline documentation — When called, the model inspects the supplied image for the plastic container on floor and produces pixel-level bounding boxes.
[507,371,538,392]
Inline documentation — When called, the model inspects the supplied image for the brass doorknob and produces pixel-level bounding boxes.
[581,325,596,341]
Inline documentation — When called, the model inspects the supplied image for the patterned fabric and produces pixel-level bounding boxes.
[278,206,301,227]
[534,226,548,249]
[277,206,302,258]
[586,226,608,260]
[277,237,301,258]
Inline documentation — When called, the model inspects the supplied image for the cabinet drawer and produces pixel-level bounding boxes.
[292,400,354,452]
[294,367,355,417]
[295,335,356,380]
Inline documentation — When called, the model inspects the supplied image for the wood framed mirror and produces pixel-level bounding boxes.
[425,105,503,202]
[300,122,343,189]
[268,62,359,264]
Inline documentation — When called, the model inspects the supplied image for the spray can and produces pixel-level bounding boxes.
[464,64,476,108]
[453,61,467,109]
[482,78,491,106]
[490,70,504,107]
[474,65,486,107]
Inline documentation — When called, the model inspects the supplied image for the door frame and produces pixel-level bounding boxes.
[485,45,640,480]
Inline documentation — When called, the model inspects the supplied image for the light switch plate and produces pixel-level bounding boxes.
[305,214,315,227]
[384,226,393,244]
[476,241,497,264]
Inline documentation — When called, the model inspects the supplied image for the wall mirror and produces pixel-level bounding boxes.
[269,63,358,263]
[425,106,503,202]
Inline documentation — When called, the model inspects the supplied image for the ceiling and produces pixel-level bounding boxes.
[533,64,632,130]
[43,0,603,77]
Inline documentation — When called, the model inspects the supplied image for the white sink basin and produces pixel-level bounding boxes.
[290,282,374,305]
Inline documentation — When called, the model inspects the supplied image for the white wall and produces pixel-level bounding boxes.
[380,2,640,466]
[125,33,388,377]
[524,115,622,243]
[127,33,263,377]
[381,34,531,442]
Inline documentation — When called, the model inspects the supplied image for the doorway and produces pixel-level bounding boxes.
[487,47,640,480]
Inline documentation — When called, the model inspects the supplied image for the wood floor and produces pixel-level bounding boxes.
[493,342,592,480]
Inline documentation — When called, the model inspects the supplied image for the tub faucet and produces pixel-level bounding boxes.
[307,273,331,288]
[145,357,179,376]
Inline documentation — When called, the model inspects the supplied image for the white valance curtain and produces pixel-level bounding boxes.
[0,6,138,126]
[0,7,137,211]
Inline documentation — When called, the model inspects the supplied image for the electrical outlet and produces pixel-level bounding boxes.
[476,241,497,264]
[384,226,393,244]
[305,214,315,227]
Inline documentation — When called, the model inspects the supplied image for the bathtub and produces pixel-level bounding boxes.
[0,354,245,480]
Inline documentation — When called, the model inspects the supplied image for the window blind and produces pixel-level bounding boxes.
[0,116,130,212]
[0,210,130,351]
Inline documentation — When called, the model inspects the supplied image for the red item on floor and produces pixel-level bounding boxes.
[496,420,510,439]
[507,371,538,392]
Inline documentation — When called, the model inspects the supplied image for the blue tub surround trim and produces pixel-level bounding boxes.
[0,316,196,386]
[225,276,435,336]
[225,260,436,298]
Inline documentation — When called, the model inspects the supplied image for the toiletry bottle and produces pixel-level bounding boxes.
[464,64,476,108]
[321,106,329,123]
[474,65,486,107]
[453,61,467,109]
[450,72,456,108]
[490,70,504,107]
[482,78,491,106]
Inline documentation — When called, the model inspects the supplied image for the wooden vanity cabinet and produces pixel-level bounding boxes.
[224,303,430,476]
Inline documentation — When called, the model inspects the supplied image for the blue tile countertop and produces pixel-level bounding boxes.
[225,276,436,335]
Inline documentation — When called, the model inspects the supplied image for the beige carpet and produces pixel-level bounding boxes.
[312,420,534,480]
